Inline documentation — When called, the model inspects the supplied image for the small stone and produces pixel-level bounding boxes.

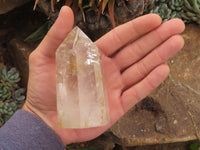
[56,27,109,128]
[173,120,178,124]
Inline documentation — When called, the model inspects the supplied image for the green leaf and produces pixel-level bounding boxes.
[16,95,25,101]
[190,143,199,150]
[1,66,7,79]
[24,21,52,42]
[14,88,25,101]
[82,4,91,9]
[7,68,17,78]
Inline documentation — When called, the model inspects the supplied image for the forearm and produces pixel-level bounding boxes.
[0,110,65,150]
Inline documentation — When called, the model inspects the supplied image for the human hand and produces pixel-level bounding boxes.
[23,6,185,145]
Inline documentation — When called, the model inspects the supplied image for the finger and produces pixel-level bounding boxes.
[36,6,74,58]
[113,19,185,70]
[121,64,170,112]
[121,35,184,90]
[95,14,162,56]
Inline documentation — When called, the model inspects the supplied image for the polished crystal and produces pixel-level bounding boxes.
[56,27,109,128]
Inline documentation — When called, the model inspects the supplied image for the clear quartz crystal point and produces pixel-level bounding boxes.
[56,26,109,128]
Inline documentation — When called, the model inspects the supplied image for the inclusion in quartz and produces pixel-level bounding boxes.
[56,26,109,128]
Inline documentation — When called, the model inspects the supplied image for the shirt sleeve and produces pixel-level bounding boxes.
[0,110,66,150]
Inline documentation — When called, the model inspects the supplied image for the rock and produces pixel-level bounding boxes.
[0,0,31,14]
[6,39,34,87]
[56,27,109,128]
[115,0,144,25]
[110,24,200,146]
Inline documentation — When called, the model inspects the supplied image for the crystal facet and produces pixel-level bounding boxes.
[56,27,109,128]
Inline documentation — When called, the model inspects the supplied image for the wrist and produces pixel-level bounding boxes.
[22,102,55,134]
[22,102,43,122]
[22,103,37,117]
[22,102,68,145]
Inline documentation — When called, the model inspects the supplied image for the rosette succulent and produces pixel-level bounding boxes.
[1,66,20,86]
[0,66,25,127]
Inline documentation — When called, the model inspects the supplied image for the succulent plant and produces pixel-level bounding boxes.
[0,66,20,86]
[150,3,172,22]
[14,88,26,102]
[0,101,17,116]
[0,101,18,125]
[181,0,200,24]
[0,83,11,101]
[169,0,184,11]
[0,65,25,127]
[149,0,184,22]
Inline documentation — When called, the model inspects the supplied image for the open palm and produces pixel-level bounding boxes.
[23,6,185,145]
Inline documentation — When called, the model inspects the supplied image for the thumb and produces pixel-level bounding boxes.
[36,6,74,58]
